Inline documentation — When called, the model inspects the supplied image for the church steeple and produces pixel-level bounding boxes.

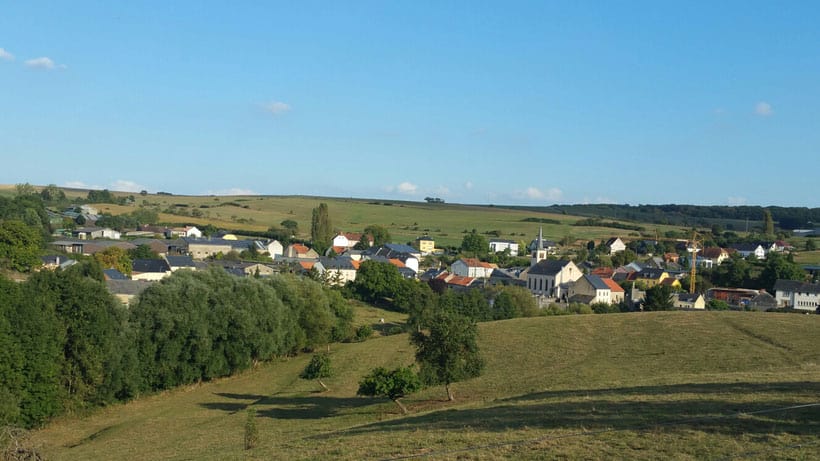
[531,227,547,266]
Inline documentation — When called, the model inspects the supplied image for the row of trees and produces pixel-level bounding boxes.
[0,266,354,428]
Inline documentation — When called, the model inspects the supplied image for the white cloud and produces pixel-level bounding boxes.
[519,186,563,201]
[754,101,773,117]
[396,182,418,195]
[62,181,103,190]
[111,180,147,193]
[262,101,291,116]
[25,56,67,70]
[0,48,14,61]
[208,188,258,196]
[727,196,747,206]
[464,181,474,190]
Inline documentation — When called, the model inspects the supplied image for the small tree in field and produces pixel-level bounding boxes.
[244,408,258,450]
[357,366,421,414]
[301,353,332,391]
[411,310,484,401]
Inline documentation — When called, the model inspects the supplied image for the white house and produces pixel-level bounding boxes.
[131,259,171,281]
[730,243,766,260]
[489,239,519,256]
[73,227,121,240]
[452,258,495,278]
[526,259,582,300]
[605,237,626,255]
[674,293,706,309]
[774,279,820,311]
[568,274,612,305]
[316,257,360,285]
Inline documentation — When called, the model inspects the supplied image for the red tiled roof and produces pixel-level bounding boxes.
[701,247,726,259]
[448,275,475,287]
[388,258,406,268]
[601,278,624,293]
[299,261,315,270]
[292,244,310,254]
[460,258,493,269]
[591,267,615,278]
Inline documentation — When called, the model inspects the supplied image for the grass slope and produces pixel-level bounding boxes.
[34,312,819,460]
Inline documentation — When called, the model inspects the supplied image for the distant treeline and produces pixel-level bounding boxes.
[520,217,562,225]
[500,204,819,230]
[572,218,645,232]
[0,266,353,428]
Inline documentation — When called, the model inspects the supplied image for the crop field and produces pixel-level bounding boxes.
[33,311,820,460]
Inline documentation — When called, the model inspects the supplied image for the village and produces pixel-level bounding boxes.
[41,203,820,314]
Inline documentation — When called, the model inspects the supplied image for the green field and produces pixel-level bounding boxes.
[33,311,820,460]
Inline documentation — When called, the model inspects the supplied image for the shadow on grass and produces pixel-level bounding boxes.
[305,380,820,439]
[200,393,374,419]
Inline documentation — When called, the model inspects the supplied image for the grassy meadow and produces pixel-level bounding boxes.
[32,311,820,460]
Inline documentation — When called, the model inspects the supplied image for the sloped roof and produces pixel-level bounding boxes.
[591,267,615,278]
[166,255,195,268]
[602,278,625,293]
[584,274,609,290]
[701,247,727,259]
[458,258,494,269]
[773,279,820,294]
[132,258,170,273]
[106,279,155,296]
[103,268,128,280]
[528,259,573,276]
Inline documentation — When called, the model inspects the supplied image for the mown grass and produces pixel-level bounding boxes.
[33,311,820,460]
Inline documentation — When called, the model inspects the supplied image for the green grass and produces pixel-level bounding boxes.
[33,311,820,460]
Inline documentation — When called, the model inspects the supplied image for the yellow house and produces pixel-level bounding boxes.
[414,236,435,255]
[628,268,675,288]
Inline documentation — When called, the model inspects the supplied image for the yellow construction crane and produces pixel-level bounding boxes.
[686,231,701,294]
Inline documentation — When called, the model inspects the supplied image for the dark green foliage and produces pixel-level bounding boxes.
[411,310,484,401]
[643,284,675,311]
[301,353,332,391]
[707,299,730,310]
[460,230,488,255]
[354,324,373,342]
[362,224,390,247]
[128,244,159,260]
[348,260,405,306]
[591,302,620,314]
[806,239,816,251]
[310,203,333,255]
[244,408,258,450]
[357,366,421,414]
[0,220,43,272]
[759,253,805,293]
[96,209,159,230]
[40,184,66,203]
[280,219,298,232]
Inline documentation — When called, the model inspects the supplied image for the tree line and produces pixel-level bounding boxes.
[0,265,354,429]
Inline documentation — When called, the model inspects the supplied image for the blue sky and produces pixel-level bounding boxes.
[1,1,818,206]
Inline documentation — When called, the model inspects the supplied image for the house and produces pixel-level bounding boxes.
[434,271,481,291]
[165,255,196,272]
[39,255,77,271]
[699,247,730,266]
[130,238,174,256]
[526,259,582,300]
[627,268,672,288]
[367,244,421,273]
[602,278,625,304]
[488,239,519,256]
[591,267,615,279]
[568,274,613,305]
[773,240,794,252]
[332,232,371,250]
[165,226,202,239]
[774,279,820,311]
[413,236,436,255]
[488,267,527,287]
[527,233,558,255]
[452,258,496,278]
[50,239,135,256]
[131,258,171,281]
[284,243,320,259]
[72,226,121,240]
[664,253,681,264]
[605,237,627,255]
[186,238,234,260]
[217,262,277,277]
[729,243,766,260]
[660,277,683,290]
[316,256,360,285]
[106,279,155,305]
[258,240,284,259]
[674,293,705,309]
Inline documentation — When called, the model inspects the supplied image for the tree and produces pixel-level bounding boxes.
[806,239,817,251]
[310,203,333,255]
[357,366,421,414]
[128,244,159,260]
[460,230,487,255]
[759,252,805,293]
[94,246,132,275]
[643,284,674,311]
[244,408,258,450]
[763,210,775,236]
[349,260,405,306]
[362,224,390,247]
[411,310,484,401]
[40,184,66,202]
[0,221,43,272]
[280,219,298,233]
[14,183,36,197]
[300,353,332,391]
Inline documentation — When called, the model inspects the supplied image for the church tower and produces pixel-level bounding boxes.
[531,227,548,266]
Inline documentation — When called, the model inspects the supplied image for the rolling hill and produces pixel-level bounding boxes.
[32,311,820,460]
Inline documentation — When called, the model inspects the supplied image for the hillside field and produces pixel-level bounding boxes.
[33,311,820,460]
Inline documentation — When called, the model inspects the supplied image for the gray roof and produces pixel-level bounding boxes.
[165,255,195,268]
[384,243,419,254]
[106,279,155,296]
[103,268,128,280]
[132,258,171,273]
[319,256,357,270]
[730,243,763,252]
[773,279,820,294]
[528,259,572,276]
[584,274,609,290]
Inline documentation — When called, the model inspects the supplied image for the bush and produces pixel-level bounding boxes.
[354,324,373,342]
[591,302,619,314]
[567,303,593,315]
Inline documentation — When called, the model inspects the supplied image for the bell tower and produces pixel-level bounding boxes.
[531,227,547,266]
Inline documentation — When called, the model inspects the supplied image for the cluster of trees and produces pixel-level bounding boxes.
[0,266,354,428]
[94,209,160,231]
[345,260,539,328]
